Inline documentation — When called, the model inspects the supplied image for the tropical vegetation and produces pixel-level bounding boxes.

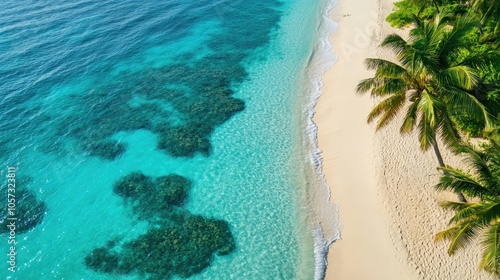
[435,142,500,274]
[360,0,500,275]
[357,11,497,201]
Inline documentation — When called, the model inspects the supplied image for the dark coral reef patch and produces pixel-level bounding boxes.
[51,56,246,160]
[113,172,191,221]
[85,172,235,279]
[0,177,47,234]
[85,215,235,279]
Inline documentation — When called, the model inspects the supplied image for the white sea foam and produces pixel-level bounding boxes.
[302,0,341,278]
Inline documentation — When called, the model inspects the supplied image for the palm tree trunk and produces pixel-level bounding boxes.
[432,141,467,202]
[432,141,445,167]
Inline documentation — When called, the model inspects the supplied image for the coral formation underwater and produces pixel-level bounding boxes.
[85,172,235,279]
[0,177,47,234]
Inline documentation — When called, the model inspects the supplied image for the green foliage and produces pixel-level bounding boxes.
[436,142,500,274]
[446,26,500,136]
[358,12,494,152]
[449,111,484,137]
[386,0,467,28]
[484,142,500,181]
[382,0,500,275]
[469,0,500,47]
[386,0,437,28]
[384,2,500,137]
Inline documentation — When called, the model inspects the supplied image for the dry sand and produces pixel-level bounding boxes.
[315,0,498,279]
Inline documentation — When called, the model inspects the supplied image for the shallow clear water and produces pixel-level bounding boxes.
[0,0,326,278]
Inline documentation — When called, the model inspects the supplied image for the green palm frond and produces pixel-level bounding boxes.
[436,110,460,148]
[436,138,500,268]
[439,200,472,211]
[356,77,408,97]
[400,44,438,73]
[417,111,436,150]
[356,78,379,94]
[439,65,479,90]
[381,34,408,56]
[359,12,493,158]
[372,79,408,96]
[367,94,406,129]
[425,20,445,55]
[470,0,500,24]
[418,90,441,128]
[457,202,500,225]
[436,15,478,61]
[436,167,488,197]
[364,58,409,79]
[455,144,495,188]
[484,127,500,147]
[442,202,500,233]
[400,96,420,134]
[436,140,500,198]
[477,202,500,225]
[409,15,425,36]
[436,220,483,254]
[448,203,490,224]
[469,0,500,47]
[444,86,494,130]
[437,164,500,269]
[460,51,500,72]
[480,223,500,274]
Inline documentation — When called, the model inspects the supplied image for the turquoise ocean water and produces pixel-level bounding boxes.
[0,0,336,279]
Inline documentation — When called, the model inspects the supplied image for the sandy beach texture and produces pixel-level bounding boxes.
[316,0,498,279]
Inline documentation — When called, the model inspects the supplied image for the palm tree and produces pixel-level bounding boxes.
[435,142,500,275]
[468,0,500,47]
[357,13,494,201]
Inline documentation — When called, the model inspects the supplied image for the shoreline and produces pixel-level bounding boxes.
[314,0,417,278]
[314,0,500,279]
[300,0,339,279]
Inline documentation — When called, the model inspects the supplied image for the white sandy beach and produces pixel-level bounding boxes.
[316,0,498,279]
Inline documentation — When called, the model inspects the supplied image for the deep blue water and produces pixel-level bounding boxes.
[0,0,325,278]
